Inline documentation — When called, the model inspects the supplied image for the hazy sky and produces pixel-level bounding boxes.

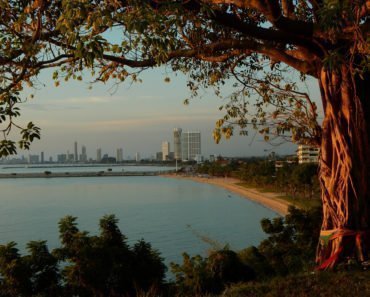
[14,66,322,160]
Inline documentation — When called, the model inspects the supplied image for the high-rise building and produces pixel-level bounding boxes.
[74,141,78,162]
[97,148,102,162]
[162,141,170,161]
[135,152,141,162]
[40,152,44,163]
[173,128,182,160]
[80,145,87,162]
[117,148,123,162]
[181,131,201,161]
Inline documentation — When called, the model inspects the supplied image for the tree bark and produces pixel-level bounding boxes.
[316,64,370,269]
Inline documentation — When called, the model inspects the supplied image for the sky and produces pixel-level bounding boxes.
[13,66,322,161]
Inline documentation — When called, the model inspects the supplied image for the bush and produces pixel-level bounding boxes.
[171,249,255,296]
[0,215,166,296]
[245,206,322,277]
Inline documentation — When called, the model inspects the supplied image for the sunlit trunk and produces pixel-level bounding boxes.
[316,65,370,269]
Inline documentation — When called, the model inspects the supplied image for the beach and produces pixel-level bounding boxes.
[164,175,291,216]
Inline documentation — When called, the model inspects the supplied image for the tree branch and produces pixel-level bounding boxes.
[211,10,323,57]
[101,38,316,75]
[205,0,314,37]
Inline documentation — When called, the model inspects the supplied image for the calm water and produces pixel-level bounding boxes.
[0,164,176,173]
[0,171,278,269]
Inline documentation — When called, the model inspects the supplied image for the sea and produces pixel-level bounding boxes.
[0,164,278,271]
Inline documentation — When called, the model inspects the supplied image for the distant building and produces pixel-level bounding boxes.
[117,148,123,162]
[297,145,320,164]
[80,145,87,162]
[156,152,163,161]
[162,141,170,161]
[135,152,141,162]
[181,131,201,161]
[66,151,74,162]
[96,148,102,162]
[173,128,182,160]
[57,154,67,163]
[168,152,174,160]
[101,156,116,163]
[40,152,44,163]
[74,141,78,162]
[28,154,39,164]
[195,154,204,164]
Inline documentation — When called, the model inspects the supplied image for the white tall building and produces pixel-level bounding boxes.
[117,148,123,162]
[135,152,141,162]
[162,141,170,161]
[297,145,320,164]
[181,131,201,161]
[173,128,182,160]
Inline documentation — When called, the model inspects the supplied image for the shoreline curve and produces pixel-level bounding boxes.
[162,174,290,216]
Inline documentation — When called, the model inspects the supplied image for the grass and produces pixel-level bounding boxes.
[221,271,370,297]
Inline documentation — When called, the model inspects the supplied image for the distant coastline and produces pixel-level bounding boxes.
[163,174,290,216]
[0,170,175,179]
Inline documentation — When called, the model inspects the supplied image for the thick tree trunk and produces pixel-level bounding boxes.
[316,64,370,269]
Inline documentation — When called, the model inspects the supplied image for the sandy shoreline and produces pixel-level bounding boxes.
[162,174,290,216]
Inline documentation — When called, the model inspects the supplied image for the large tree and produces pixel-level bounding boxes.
[0,0,369,268]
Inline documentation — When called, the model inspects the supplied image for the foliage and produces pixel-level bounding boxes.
[0,0,368,274]
[171,249,255,296]
[238,160,276,186]
[0,206,324,296]
[0,241,60,296]
[199,159,320,203]
[197,160,239,177]
[256,206,322,275]
[0,0,368,155]
[171,206,322,296]
[237,160,320,202]
[0,215,166,296]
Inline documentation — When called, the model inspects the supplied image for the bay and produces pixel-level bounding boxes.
[0,170,278,270]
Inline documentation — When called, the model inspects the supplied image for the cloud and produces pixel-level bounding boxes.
[61,96,120,104]
[23,103,81,111]
[22,95,125,112]
[91,114,217,130]
[37,113,218,133]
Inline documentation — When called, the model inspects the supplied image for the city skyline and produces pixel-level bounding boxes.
[8,132,297,162]
[15,68,319,159]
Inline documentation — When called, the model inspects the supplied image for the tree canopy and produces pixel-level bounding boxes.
[0,0,367,154]
[0,0,369,268]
